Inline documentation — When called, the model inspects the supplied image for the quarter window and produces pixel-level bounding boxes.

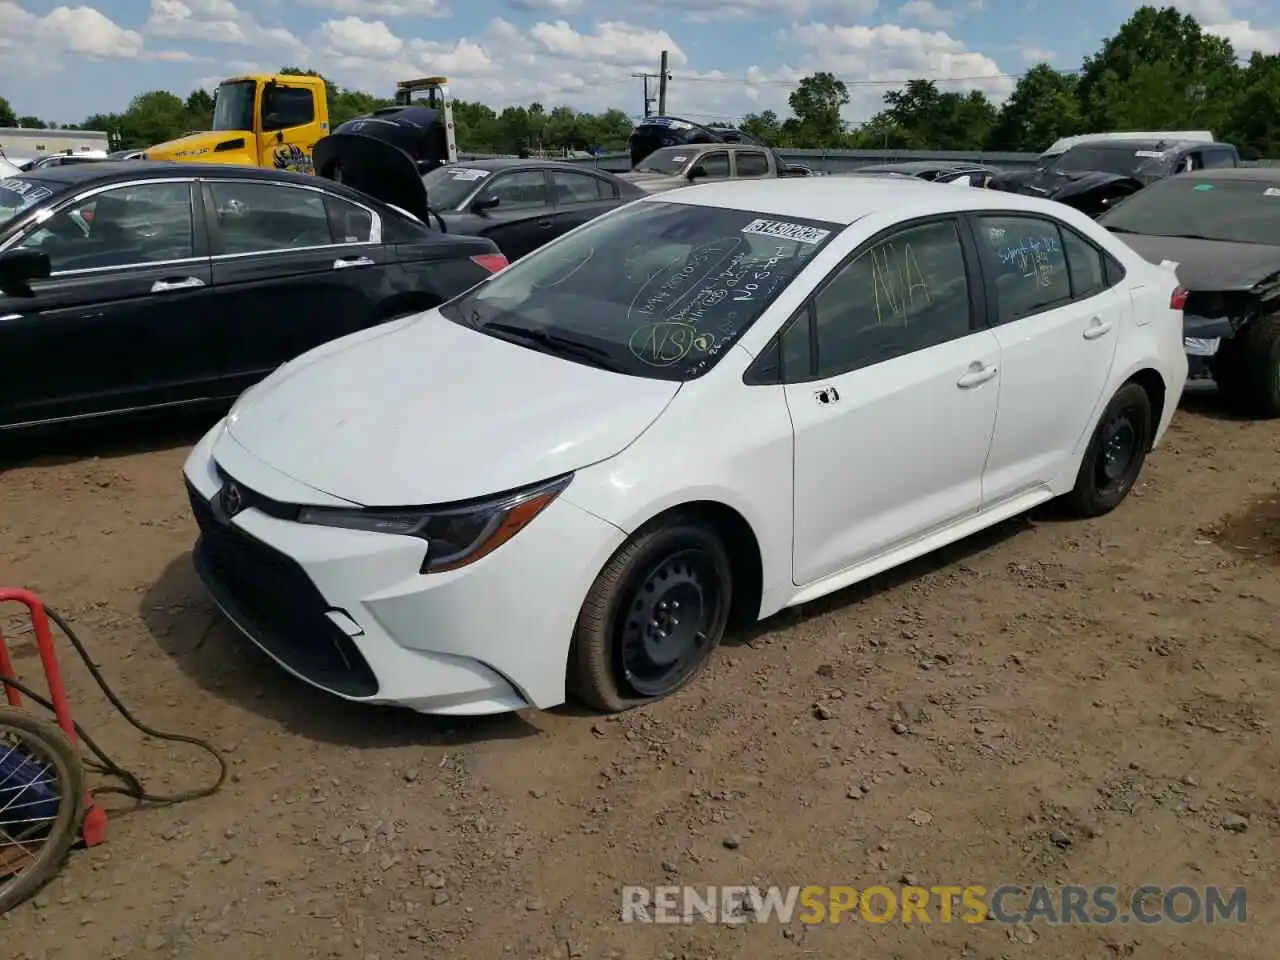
[975,216,1072,323]
[481,170,548,209]
[812,219,972,378]
[207,181,334,254]
[1059,227,1107,299]
[324,195,374,243]
[16,181,195,273]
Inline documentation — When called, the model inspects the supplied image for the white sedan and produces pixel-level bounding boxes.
[183,177,1189,716]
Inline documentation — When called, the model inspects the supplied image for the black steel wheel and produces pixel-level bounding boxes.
[569,517,732,713]
[1063,382,1153,518]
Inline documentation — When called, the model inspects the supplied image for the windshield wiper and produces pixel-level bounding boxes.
[480,320,627,372]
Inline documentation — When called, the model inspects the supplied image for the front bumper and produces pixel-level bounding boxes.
[182,422,626,715]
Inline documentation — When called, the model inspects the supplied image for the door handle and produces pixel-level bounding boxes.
[333,256,375,269]
[1083,317,1113,340]
[150,277,206,293]
[814,385,840,405]
[956,364,998,388]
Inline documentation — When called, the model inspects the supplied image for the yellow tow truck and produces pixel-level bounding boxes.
[144,73,459,172]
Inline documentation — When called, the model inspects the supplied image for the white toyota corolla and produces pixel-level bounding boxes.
[183,176,1189,717]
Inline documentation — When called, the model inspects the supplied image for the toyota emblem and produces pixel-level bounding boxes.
[221,482,244,518]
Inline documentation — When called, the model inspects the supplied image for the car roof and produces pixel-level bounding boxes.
[649,176,1087,225]
[1173,167,1280,183]
[858,161,971,173]
[445,158,626,177]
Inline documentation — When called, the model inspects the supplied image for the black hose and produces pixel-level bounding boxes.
[0,606,226,806]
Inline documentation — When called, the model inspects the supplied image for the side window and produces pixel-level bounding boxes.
[208,181,333,254]
[1059,227,1107,299]
[323,194,374,244]
[263,87,315,132]
[694,152,730,179]
[1201,148,1236,169]
[482,170,548,209]
[736,152,770,178]
[16,181,195,273]
[551,170,607,205]
[813,219,972,378]
[975,215,1072,324]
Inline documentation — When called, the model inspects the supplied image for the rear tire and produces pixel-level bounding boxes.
[1062,382,1152,518]
[1215,315,1280,419]
[569,517,732,713]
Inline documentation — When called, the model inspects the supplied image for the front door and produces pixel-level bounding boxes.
[258,83,321,173]
[968,214,1122,503]
[470,169,555,261]
[785,218,1001,586]
[0,179,217,428]
[202,179,388,394]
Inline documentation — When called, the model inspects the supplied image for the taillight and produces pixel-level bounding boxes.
[1170,286,1189,311]
[471,253,508,273]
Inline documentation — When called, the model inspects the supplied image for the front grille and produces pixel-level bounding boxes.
[188,480,379,698]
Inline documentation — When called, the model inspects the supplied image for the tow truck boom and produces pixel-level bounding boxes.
[394,77,458,164]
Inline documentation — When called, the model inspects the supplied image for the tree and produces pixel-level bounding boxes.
[740,110,782,145]
[1223,53,1280,160]
[783,72,849,148]
[852,79,996,150]
[0,97,15,128]
[986,65,1082,151]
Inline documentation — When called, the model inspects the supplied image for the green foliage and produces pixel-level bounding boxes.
[2,7,1278,157]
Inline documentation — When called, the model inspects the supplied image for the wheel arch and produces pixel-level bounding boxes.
[1122,367,1167,450]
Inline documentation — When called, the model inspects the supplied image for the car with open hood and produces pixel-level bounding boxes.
[1099,167,1280,417]
[990,138,1240,217]
[0,155,506,433]
[183,175,1187,720]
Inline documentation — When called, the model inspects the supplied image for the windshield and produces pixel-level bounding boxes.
[212,80,256,132]
[634,148,695,176]
[421,165,492,211]
[1099,177,1280,246]
[0,176,58,231]
[440,199,841,381]
[1048,145,1167,178]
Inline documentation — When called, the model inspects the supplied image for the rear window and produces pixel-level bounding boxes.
[0,176,59,231]
[1098,177,1280,246]
[441,199,841,380]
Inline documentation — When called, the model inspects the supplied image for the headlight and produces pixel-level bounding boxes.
[296,474,572,574]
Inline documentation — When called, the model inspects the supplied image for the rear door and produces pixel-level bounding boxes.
[732,150,771,179]
[202,178,389,394]
[0,178,218,429]
[548,168,622,236]
[467,169,555,261]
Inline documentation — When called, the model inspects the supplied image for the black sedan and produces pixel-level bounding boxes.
[419,159,646,260]
[0,161,505,433]
[1099,168,1280,418]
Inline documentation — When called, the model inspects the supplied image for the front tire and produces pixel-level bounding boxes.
[569,517,732,713]
[1062,382,1153,518]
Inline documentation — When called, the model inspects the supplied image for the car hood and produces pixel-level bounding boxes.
[221,310,681,507]
[1113,234,1280,292]
[617,171,688,193]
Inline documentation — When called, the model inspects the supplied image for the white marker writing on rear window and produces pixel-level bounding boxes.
[449,168,489,180]
[741,219,830,245]
[1264,187,1280,197]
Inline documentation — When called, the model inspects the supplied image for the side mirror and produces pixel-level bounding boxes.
[687,166,707,181]
[470,195,500,214]
[0,249,51,298]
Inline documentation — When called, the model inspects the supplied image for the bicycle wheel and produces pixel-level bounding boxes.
[0,707,84,915]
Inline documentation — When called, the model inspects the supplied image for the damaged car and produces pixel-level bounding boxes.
[1099,168,1280,417]
[989,138,1241,218]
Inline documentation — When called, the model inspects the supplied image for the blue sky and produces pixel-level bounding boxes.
[1,0,1277,125]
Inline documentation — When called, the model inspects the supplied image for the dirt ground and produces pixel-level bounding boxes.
[1,390,1277,960]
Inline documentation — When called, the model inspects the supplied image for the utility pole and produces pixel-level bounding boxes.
[632,67,662,117]
[657,50,669,115]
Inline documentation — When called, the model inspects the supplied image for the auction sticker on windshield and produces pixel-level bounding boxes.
[742,218,832,245]
[0,179,53,222]
[448,168,490,181]
[1134,150,1165,158]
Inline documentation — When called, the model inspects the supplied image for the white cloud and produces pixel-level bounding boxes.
[144,0,301,50]
[1168,1,1280,55]
[301,0,450,16]
[528,20,686,65]
[1020,46,1055,62]
[1203,19,1280,54]
[318,16,404,57]
[0,1,146,61]
[898,0,960,28]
